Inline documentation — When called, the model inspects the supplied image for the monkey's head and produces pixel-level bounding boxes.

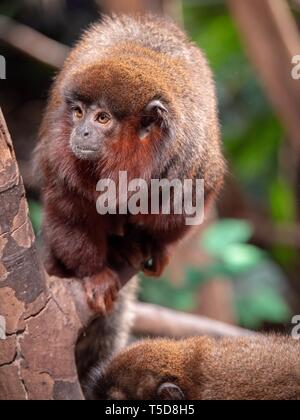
[90,339,194,400]
[61,60,175,178]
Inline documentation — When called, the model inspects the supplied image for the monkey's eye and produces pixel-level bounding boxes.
[96,112,111,125]
[73,106,84,119]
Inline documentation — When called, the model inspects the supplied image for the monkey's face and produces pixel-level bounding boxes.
[66,97,172,164]
[62,62,175,177]
[92,340,189,401]
[68,101,118,161]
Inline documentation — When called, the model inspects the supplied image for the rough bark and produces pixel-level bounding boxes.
[0,108,88,399]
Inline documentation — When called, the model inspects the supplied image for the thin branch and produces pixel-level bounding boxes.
[0,15,69,68]
[133,303,254,338]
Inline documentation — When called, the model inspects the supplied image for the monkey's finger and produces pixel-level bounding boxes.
[103,287,118,313]
[84,280,107,315]
[95,281,119,314]
[86,288,106,314]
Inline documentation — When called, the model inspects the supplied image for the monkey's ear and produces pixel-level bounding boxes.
[157,382,185,400]
[146,99,168,115]
[146,100,169,126]
[140,99,172,140]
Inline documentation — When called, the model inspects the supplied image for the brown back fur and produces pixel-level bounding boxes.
[94,336,300,400]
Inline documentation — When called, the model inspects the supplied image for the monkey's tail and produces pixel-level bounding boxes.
[76,277,139,400]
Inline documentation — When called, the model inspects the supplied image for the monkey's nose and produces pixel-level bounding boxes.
[84,131,90,138]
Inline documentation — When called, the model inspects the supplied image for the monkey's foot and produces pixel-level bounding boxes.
[84,268,121,315]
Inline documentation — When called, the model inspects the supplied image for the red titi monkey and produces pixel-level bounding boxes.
[91,336,300,400]
[36,14,225,313]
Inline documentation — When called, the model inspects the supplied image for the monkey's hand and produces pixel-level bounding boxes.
[122,236,170,278]
[84,268,121,315]
[109,234,170,278]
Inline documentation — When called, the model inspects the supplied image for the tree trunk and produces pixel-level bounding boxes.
[0,108,89,399]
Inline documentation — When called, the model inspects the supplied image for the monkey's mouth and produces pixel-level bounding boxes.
[72,145,101,160]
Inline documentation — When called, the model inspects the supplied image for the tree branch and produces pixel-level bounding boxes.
[0,15,69,68]
[133,303,254,339]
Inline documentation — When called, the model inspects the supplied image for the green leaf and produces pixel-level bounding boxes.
[139,276,196,312]
[221,244,265,274]
[28,200,42,234]
[193,15,242,70]
[185,267,208,288]
[226,116,282,186]
[236,288,291,329]
[269,177,296,223]
[202,219,253,256]
[272,245,297,268]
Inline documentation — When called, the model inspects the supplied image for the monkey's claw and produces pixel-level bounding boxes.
[84,269,121,315]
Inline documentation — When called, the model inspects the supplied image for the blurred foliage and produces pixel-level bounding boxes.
[184,3,287,203]
[140,219,291,329]
[183,1,297,271]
